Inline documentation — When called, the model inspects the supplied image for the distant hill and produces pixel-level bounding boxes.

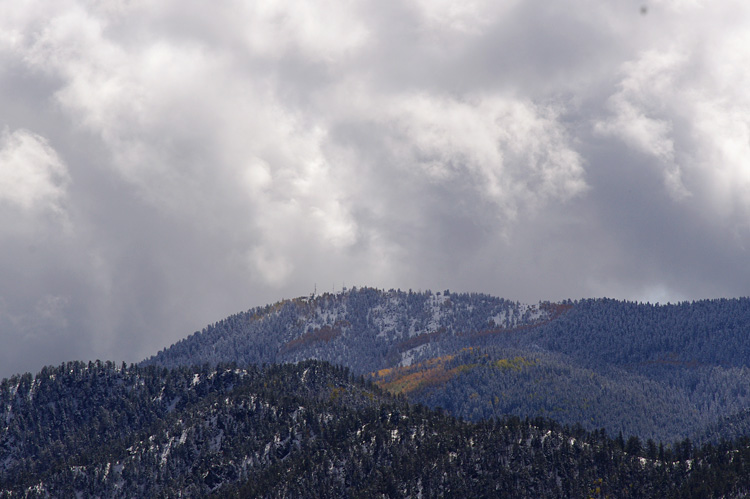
[4,359,750,497]
[144,288,557,373]
[144,288,750,442]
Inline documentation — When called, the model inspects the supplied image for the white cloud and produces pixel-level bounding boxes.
[2,1,589,294]
[241,0,370,61]
[594,49,687,199]
[15,2,363,270]
[407,0,516,35]
[247,247,293,287]
[596,2,750,218]
[0,128,70,215]
[598,50,681,164]
[371,92,587,221]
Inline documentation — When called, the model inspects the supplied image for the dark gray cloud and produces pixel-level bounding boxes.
[1,0,749,377]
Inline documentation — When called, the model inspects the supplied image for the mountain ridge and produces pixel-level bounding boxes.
[143,288,750,442]
[5,288,750,496]
[4,359,750,497]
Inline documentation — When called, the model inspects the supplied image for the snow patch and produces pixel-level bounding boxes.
[400,343,429,367]
[490,311,509,327]
[160,438,174,466]
[166,397,180,412]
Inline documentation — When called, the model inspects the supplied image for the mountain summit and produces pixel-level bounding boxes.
[145,288,750,442]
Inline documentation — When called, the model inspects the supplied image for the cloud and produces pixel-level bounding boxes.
[11,1,587,288]
[329,90,587,229]
[407,0,517,35]
[0,128,70,216]
[595,1,750,224]
[0,0,749,377]
[240,0,370,60]
[594,49,687,200]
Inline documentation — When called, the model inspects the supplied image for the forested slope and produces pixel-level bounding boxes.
[145,289,750,443]
[526,297,750,367]
[3,360,750,498]
[144,288,553,373]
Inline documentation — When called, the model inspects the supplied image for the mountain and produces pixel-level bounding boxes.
[144,288,750,442]
[3,359,750,498]
[144,288,556,373]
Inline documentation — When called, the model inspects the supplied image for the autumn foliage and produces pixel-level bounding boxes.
[371,354,477,396]
[280,321,350,354]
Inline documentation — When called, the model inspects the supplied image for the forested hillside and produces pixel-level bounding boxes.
[0,360,387,496]
[375,347,700,442]
[3,360,750,498]
[525,297,750,367]
[145,288,553,373]
[144,289,750,442]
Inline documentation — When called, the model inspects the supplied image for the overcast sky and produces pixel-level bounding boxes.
[1,0,749,377]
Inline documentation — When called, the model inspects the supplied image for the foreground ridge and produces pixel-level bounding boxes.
[3,360,750,497]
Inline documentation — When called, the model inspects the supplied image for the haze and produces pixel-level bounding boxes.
[1,0,749,377]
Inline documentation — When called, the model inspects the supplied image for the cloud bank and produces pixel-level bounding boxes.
[0,0,749,376]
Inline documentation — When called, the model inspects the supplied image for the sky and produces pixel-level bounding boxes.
[1,0,749,377]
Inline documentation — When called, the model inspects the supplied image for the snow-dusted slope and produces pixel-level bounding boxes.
[144,288,560,374]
